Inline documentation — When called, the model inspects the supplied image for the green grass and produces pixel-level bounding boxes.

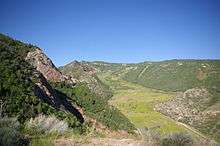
[90,60,220,92]
[98,73,190,135]
[122,60,220,92]
[28,132,61,146]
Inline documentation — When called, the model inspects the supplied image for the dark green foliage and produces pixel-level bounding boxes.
[52,82,136,132]
[0,34,38,122]
[0,34,83,130]
[161,132,193,146]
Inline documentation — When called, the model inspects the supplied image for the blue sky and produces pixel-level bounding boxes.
[0,0,220,66]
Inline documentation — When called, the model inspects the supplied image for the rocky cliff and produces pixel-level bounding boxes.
[26,48,77,84]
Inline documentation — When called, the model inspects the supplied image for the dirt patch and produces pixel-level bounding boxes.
[196,69,207,80]
[54,138,148,146]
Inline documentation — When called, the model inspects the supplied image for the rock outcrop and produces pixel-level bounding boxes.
[26,48,77,84]
[25,48,84,123]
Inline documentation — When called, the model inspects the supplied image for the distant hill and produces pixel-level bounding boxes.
[122,60,220,92]
[59,61,112,99]
[88,60,220,91]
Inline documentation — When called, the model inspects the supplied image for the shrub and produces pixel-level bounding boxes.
[139,127,161,144]
[26,114,69,134]
[161,132,193,146]
[0,118,29,146]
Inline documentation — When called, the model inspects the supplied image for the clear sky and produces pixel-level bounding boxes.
[0,0,220,66]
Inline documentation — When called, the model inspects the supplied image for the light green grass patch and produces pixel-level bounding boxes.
[98,73,187,135]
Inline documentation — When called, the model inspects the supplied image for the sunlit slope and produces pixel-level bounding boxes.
[122,60,220,91]
[89,60,220,92]
[98,73,186,134]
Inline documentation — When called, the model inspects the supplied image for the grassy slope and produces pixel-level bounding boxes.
[123,60,220,92]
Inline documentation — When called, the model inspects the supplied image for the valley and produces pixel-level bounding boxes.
[0,34,219,146]
[97,72,206,138]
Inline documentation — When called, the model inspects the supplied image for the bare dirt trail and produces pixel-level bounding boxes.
[54,138,147,146]
[176,122,207,139]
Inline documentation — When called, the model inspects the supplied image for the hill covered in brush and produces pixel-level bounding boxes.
[0,34,135,145]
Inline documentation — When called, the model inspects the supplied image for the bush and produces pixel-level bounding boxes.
[0,118,29,146]
[26,114,69,134]
[139,127,161,144]
[161,132,193,146]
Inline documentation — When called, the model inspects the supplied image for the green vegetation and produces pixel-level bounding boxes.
[59,61,113,99]
[0,34,82,130]
[0,33,136,145]
[161,132,193,146]
[89,60,220,92]
[122,60,220,92]
[97,73,187,134]
[91,61,220,143]
[52,82,136,132]
[0,33,39,122]
[0,118,29,146]
[1,33,219,145]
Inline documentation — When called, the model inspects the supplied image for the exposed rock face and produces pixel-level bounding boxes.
[26,48,77,84]
[25,48,84,123]
[155,88,211,125]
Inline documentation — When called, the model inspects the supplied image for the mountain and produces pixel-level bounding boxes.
[87,60,220,142]
[0,34,135,146]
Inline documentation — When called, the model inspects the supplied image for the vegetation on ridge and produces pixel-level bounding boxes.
[0,34,136,145]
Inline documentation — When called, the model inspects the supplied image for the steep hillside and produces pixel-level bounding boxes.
[0,34,136,145]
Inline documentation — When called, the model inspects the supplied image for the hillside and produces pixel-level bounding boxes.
[122,60,220,92]
[59,61,112,99]
[87,60,220,143]
[0,34,135,146]
[88,60,220,92]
